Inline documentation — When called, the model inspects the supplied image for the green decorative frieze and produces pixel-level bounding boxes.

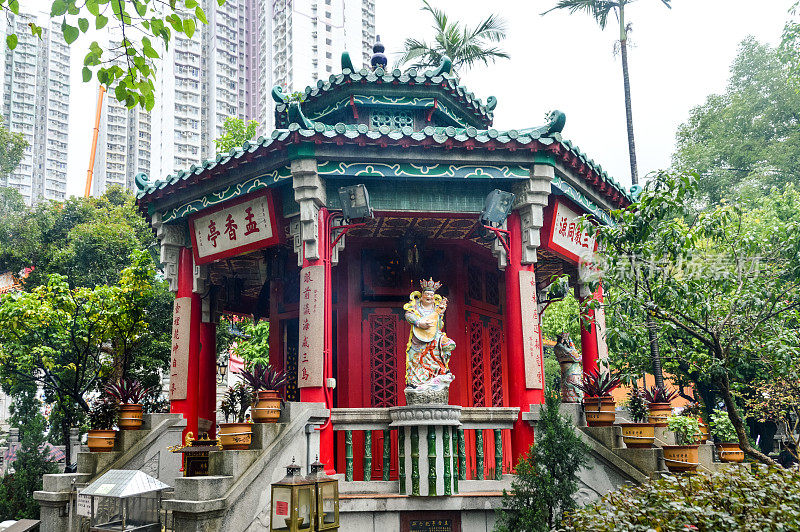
[427,427,437,496]
[476,429,484,481]
[458,429,466,481]
[317,161,529,181]
[399,429,406,495]
[364,430,372,481]
[452,427,459,493]
[345,430,353,482]
[161,166,291,223]
[383,429,391,481]
[443,426,452,496]
[552,175,614,226]
[411,427,420,496]
[494,429,503,480]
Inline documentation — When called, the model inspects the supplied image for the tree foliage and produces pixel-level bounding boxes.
[214,117,259,154]
[559,466,800,531]
[495,390,589,532]
[674,37,800,205]
[231,319,270,369]
[587,172,800,464]
[0,250,164,464]
[0,116,27,181]
[1,0,219,109]
[396,0,509,74]
[0,185,155,288]
[0,411,57,520]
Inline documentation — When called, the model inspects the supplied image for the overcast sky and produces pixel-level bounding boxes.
[62,0,794,197]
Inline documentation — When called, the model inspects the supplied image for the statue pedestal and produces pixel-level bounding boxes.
[389,404,461,497]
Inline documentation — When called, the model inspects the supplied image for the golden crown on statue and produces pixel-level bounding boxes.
[420,278,442,292]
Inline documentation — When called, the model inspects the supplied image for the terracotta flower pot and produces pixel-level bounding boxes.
[218,422,253,450]
[87,429,117,452]
[583,396,616,427]
[619,422,655,448]
[717,442,744,463]
[251,390,282,423]
[696,422,709,444]
[118,403,143,430]
[662,444,700,473]
[647,402,672,427]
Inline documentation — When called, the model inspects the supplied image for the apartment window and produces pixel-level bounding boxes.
[326,24,331,32]
[325,52,332,59]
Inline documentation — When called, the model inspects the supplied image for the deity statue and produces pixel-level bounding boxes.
[554,331,583,403]
[403,279,456,402]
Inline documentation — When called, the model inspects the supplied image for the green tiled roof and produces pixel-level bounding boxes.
[273,66,495,129]
[136,117,632,206]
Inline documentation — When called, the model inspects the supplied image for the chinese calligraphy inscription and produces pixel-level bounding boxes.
[298,264,324,388]
[191,193,274,263]
[550,201,596,264]
[170,297,192,400]
[519,270,544,389]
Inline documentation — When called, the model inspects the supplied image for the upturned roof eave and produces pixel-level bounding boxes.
[136,126,632,223]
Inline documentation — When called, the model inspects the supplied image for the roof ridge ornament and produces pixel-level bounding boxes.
[288,101,314,129]
[486,96,497,112]
[424,56,453,78]
[271,85,288,104]
[370,36,387,71]
[341,50,355,72]
[134,172,149,192]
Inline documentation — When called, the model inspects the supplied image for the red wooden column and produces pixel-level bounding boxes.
[172,247,202,441]
[198,322,217,437]
[298,206,335,473]
[577,282,604,375]
[504,212,545,466]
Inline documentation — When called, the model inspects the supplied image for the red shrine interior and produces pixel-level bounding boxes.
[209,206,579,480]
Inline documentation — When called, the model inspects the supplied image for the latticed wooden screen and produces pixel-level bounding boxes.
[469,317,486,406]
[488,320,504,407]
[369,313,399,407]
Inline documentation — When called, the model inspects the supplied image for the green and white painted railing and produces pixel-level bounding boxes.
[331,407,519,485]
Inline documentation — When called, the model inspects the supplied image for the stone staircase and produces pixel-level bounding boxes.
[35,412,186,532]
[524,403,734,505]
[164,402,328,532]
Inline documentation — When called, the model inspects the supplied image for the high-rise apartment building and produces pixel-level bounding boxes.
[92,0,375,194]
[0,13,70,205]
[92,41,152,196]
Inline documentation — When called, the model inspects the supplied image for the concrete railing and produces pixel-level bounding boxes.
[331,406,519,483]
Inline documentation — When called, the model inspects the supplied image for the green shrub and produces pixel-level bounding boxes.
[667,414,700,445]
[558,465,800,531]
[709,409,738,443]
[495,390,589,532]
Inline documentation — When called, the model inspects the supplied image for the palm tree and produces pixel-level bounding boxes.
[543,1,671,390]
[543,0,671,186]
[396,0,509,75]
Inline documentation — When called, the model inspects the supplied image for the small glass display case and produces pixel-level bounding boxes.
[79,469,169,532]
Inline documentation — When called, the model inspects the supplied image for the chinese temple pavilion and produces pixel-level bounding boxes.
[135,42,631,483]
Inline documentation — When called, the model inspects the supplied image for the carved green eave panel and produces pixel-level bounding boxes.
[552,175,613,226]
[317,161,529,180]
[160,166,292,223]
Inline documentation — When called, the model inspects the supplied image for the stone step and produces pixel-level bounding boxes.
[115,428,148,453]
[581,426,623,450]
[173,475,235,501]
[209,449,261,478]
[77,450,120,476]
[612,447,664,477]
[251,422,285,450]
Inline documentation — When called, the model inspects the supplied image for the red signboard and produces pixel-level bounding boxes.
[188,189,280,264]
[543,199,596,264]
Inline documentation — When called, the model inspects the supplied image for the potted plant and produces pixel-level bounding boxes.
[710,410,744,463]
[619,388,655,448]
[218,383,253,450]
[663,414,701,473]
[239,364,287,423]
[576,368,621,427]
[680,402,708,443]
[87,397,118,452]
[643,385,678,427]
[104,378,157,430]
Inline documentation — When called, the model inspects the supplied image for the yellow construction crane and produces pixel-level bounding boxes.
[84,85,106,198]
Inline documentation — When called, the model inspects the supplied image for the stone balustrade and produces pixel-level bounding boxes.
[331,406,519,490]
